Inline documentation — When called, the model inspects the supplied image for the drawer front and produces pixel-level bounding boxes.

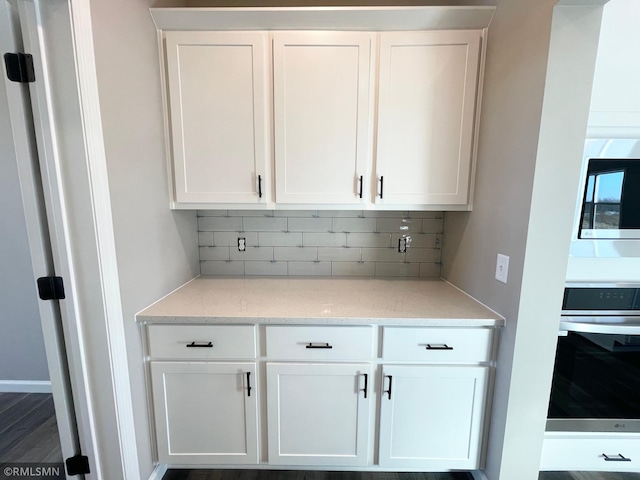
[266,325,373,360]
[382,327,492,362]
[147,325,256,359]
[541,435,640,471]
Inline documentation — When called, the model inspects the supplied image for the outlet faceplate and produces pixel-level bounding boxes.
[238,237,246,252]
[495,254,509,284]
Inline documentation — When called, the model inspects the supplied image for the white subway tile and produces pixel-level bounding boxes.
[243,216,287,232]
[376,217,420,233]
[406,248,441,263]
[375,262,420,277]
[234,210,274,217]
[362,247,405,262]
[201,261,244,275]
[333,217,377,233]
[422,218,444,234]
[420,263,442,277]
[274,246,318,261]
[318,247,361,262]
[199,246,230,261]
[198,210,229,217]
[230,246,274,261]
[409,211,444,219]
[303,233,347,247]
[317,210,363,218]
[288,262,332,276]
[198,216,242,232]
[273,210,317,217]
[288,217,332,232]
[198,232,214,247]
[214,231,258,247]
[362,211,410,218]
[391,233,438,249]
[332,262,376,277]
[259,232,303,247]
[347,233,392,248]
[245,261,288,276]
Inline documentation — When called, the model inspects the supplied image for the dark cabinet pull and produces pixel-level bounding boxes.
[379,176,384,199]
[246,372,252,397]
[306,342,333,349]
[361,373,368,399]
[426,344,453,350]
[603,453,631,462]
[186,341,213,348]
[258,175,262,198]
[383,375,393,400]
[358,175,363,199]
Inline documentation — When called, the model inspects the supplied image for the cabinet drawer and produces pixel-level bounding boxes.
[382,327,492,362]
[266,325,373,360]
[541,435,640,471]
[147,325,256,359]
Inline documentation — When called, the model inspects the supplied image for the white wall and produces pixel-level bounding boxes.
[588,0,640,133]
[442,2,604,479]
[89,0,200,477]
[0,42,50,385]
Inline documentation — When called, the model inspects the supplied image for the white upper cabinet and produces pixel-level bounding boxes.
[375,30,482,207]
[273,32,372,204]
[165,31,270,205]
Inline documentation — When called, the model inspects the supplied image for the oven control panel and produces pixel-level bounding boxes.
[563,287,640,312]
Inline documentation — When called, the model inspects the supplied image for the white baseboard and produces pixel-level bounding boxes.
[148,464,167,480]
[0,380,52,393]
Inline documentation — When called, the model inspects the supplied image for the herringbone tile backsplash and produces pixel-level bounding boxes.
[197,210,443,277]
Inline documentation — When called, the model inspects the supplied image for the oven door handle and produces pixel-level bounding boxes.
[560,320,640,335]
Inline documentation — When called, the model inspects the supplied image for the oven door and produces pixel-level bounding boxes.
[547,317,640,432]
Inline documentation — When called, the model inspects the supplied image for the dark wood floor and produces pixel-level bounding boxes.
[163,471,640,480]
[0,392,62,463]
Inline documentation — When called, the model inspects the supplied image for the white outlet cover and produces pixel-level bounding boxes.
[495,254,509,284]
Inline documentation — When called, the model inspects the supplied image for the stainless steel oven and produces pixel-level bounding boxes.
[547,284,640,433]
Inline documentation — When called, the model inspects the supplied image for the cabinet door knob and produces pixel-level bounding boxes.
[186,341,213,348]
[603,453,631,462]
[305,342,333,349]
[383,375,393,400]
[425,344,453,350]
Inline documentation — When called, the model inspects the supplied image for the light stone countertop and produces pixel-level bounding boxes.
[137,276,504,326]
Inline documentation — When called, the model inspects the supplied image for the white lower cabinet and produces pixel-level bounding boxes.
[266,362,371,466]
[378,365,489,470]
[150,361,258,464]
[146,323,496,471]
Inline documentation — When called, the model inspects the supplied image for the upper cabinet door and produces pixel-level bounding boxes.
[165,31,269,204]
[273,32,372,204]
[376,31,481,206]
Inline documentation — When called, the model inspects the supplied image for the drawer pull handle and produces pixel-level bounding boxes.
[186,341,213,348]
[306,343,333,349]
[361,373,368,399]
[603,453,631,462]
[246,372,252,397]
[426,344,453,350]
[383,375,393,400]
[358,175,363,198]
[258,175,263,198]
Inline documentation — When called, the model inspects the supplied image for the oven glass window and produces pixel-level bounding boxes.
[548,331,640,419]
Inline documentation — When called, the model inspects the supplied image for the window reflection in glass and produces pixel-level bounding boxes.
[582,170,624,229]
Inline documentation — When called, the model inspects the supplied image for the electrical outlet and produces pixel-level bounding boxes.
[238,237,246,252]
[398,238,407,253]
[495,254,509,284]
